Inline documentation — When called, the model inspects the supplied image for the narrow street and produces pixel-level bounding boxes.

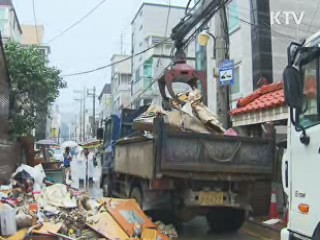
[178,217,280,240]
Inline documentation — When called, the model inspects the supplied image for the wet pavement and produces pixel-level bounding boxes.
[178,217,280,240]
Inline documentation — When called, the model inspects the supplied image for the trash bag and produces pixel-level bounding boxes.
[12,170,33,184]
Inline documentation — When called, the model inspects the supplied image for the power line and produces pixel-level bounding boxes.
[46,0,106,44]
[185,0,192,15]
[62,39,167,77]
[124,62,173,109]
[157,0,171,68]
[32,0,39,44]
[236,5,319,33]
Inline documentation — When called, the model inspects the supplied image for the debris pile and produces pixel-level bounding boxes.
[133,90,226,135]
[0,165,176,240]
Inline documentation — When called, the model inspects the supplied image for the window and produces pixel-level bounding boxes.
[139,42,143,47]
[299,57,320,128]
[152,36,163,44]
[227,0,240,32]
[231,66,240,94]
[139,10,143,17]
[139,24,143,31]
[135,68,140,82]
[143,58,153,78]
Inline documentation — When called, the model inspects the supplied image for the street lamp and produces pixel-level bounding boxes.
[197,30,217,59]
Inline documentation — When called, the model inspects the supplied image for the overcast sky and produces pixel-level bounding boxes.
[12,0,188,120]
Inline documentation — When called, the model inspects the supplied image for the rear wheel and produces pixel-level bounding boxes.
[206,207,245,233]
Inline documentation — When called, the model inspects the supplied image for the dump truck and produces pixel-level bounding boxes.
[99,106,274,232]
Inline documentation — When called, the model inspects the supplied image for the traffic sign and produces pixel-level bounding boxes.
[219,60,234,86]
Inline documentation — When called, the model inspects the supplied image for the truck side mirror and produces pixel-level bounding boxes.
[283,66,310,145]
[283,66,303,112]
[97,127,104,140]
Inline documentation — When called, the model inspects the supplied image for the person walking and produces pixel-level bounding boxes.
[63,147,72,181]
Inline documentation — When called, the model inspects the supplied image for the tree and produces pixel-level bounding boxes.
[4,41,66,139]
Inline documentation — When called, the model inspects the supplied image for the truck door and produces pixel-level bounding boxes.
[289,56,320,237]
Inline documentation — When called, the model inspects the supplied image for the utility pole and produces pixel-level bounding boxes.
[87,87,96,138]
[215,6,231,129]
[83,86,86,142]
[74,89,84,142]
[120,32,124,54]
[77,99,83,142]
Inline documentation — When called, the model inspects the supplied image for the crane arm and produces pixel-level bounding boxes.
[171,0,229,50]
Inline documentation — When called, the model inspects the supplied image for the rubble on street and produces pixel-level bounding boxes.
[0,164,176,240]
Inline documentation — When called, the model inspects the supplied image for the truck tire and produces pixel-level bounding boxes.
[102,175,112,197]
[130,186,143,207]
[206,207,245,233]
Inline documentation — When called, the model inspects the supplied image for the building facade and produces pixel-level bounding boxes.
[110,54,131,115]
[0,0,22,42]
[204,0,320,118]
[98,83,112,122]
[131,2,196,108]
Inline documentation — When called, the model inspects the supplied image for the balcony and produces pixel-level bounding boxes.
[132,77,158,99]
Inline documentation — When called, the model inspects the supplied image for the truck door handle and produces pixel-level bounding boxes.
[285,161,288,188]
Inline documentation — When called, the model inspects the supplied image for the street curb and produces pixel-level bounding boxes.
[246,219,283,233]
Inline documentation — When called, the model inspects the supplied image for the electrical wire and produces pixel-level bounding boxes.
[124,62,173,109]
[46,0,106,44]
[32,0,39,44]
[185,0,192,15]
[157,0,171,68]
[236,4,317,34]
[62,39,167,77]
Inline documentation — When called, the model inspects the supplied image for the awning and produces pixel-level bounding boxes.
[230,82,288,126]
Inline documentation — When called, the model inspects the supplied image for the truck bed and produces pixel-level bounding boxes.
[114,117,274,180]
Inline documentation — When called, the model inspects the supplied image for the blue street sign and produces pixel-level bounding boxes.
[219,60,234,86]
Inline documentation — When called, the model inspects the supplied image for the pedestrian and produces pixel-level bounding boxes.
[63,147,72,181]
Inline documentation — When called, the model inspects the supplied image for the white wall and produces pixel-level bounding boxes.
[270,0,320,83]
[0,6,21,42]
[131,3,195,107]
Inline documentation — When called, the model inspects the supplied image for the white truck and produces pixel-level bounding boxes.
[281,31,320,240]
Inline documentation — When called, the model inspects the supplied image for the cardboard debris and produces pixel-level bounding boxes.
[86,212,129,240]
[263,218,281,225]
[1,176,176,240]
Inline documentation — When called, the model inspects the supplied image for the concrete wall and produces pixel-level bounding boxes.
[270,0,320,82]
[0,140,21,184]
[131,3,195,107]
[0,5,22,42]
[21,25,44,45]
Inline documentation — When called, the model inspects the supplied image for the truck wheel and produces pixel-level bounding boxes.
[130,186,143,207]
[102,175,112,197]
[206,207,245,233]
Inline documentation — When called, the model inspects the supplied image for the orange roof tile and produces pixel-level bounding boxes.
[230,82,285,116]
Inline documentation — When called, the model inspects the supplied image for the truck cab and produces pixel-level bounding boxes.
[100,106,149,194]
[282,31,320,240]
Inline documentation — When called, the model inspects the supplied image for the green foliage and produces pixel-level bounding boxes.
[4,41,66,138]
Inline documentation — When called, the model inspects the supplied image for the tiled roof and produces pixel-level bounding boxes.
[230,82,285,116]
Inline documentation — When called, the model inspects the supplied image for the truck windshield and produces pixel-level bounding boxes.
[300,57,320,128]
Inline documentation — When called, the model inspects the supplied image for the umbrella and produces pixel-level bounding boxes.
[60,141,78,150]
[35,139,58,146]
